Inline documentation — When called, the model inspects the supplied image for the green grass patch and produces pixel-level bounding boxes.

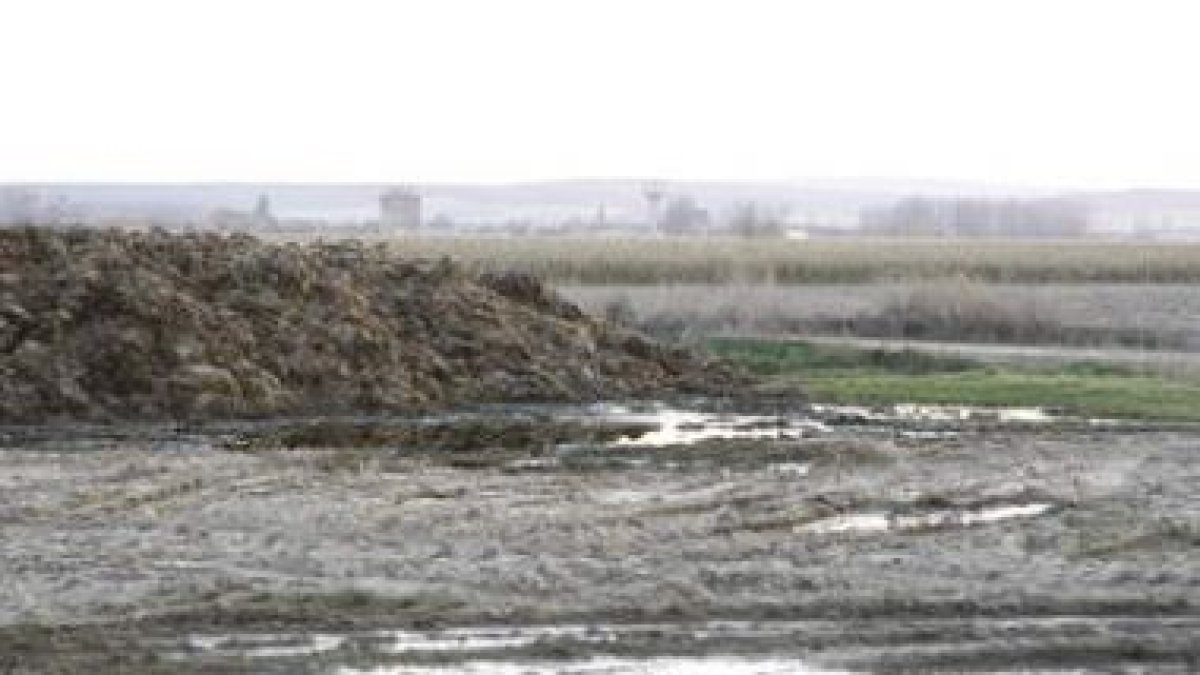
[708,338,1200,421]
[707,338,982,375]
[804,371,1200,421]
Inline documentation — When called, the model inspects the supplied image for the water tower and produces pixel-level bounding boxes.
[643,182,666,234]
[379,186,422,232]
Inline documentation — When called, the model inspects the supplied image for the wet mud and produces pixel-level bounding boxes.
[1,401,1197,673]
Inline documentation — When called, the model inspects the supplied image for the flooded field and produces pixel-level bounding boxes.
[1,400,1198,673]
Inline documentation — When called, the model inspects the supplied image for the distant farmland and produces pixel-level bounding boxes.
[379,235,1200,284]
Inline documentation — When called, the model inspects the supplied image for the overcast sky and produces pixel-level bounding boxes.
[2,1,1199,188]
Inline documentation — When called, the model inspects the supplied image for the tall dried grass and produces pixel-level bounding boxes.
[376,235,1200,284]
[866,277,1171,347]
[564,280,1194,349]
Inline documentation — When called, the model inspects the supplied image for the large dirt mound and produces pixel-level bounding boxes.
[0,228,741,422]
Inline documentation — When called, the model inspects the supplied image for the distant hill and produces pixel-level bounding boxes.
[3,180,1200,236]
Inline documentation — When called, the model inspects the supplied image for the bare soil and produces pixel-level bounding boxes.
[1,404,1197,672]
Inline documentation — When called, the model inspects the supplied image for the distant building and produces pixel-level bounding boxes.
[379,187,422,232]
[643,183,666,234]
[658,196,711,235]
[207,193,277,231]
[253,194,275,228]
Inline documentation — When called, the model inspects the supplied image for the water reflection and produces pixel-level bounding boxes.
[339,656,848,674]
[797,503,1054,535]
[610,410,827,446]
[586,402,1110,449]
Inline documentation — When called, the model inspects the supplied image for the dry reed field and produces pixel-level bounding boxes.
[378,235,1200,284]
[561,282,1200,350]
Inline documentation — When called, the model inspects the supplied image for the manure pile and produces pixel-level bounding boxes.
[0,228,740,421]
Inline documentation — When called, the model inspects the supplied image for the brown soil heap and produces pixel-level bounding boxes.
[0,227,741,422]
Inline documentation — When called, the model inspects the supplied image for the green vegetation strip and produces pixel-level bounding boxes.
[708,338,1200,421]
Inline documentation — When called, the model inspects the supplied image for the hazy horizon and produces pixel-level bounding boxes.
[5,2,1200,189]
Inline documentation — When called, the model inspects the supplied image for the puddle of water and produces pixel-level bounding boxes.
[382,626,559,652]
[172,615,1199,672]
[590,402,1116,450]
[895,430,960,440]
[593,481,764,506]
[3,401,1141,458]
[389,636,534,653]
[182,633,346,658]
[889,404,1051,423]
[180,620,844,659]
[175,621,851,672]
[797,503,1054,535]
[810,403,1078,426]
[770,462,811,477]
[367,621,852,673]
[608,410,827,447]
[593,488,662,505]
[995,408,1053,423]
[339,656,847,674]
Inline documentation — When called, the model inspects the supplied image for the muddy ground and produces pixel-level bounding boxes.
[1,402,1198,673]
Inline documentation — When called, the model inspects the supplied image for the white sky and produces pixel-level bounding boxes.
[2,0,1199,188]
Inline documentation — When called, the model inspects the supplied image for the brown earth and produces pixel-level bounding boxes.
[0,227,741,422]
